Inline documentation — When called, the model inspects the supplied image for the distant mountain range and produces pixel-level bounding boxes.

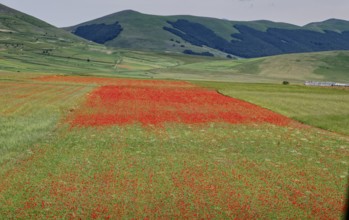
[65,10,349,58]
[1,2,349,59]
[1,3,349,83]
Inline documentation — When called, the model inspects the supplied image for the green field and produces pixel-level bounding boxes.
[0,73,348,219]
[195,81,349,136]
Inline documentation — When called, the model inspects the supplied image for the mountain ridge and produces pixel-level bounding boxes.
[0,3,83,42]
[66,10,349,29]
[65,10,349,58]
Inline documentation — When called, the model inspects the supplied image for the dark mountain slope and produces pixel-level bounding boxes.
[66,10,349,58]
[228,25,349,57]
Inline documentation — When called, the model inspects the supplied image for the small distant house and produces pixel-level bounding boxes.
[304,81,349,87]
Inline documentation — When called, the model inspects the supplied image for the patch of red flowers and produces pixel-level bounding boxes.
[69,82,291,127]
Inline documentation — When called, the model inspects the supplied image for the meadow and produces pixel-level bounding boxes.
[0,73,348,219]
[196,81,349,136]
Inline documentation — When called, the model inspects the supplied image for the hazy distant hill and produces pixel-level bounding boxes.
[156,50,349,83]
[0,3,82,43]
[0,4,111,73]
[0,2,92,64]
[304,19,349,32]
[66,10,349,58]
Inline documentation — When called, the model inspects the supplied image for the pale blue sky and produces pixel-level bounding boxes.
[1,0,348,27]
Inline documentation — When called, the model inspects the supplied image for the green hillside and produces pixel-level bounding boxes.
[65,10,234,57]
[65,10,301,57]
[304,19,349,32]
[0,4,209,77]
[66,10,349,58]
[155,51,349,83]
[0,3,82,42]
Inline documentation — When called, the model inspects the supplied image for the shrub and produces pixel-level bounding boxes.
[183,50,214,57]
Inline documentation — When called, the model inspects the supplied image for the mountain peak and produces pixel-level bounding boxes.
[304,18,349,32]
[119,9,140,14]
[322,18,349,23]
[308,18,349,25]
[112,9,142,16]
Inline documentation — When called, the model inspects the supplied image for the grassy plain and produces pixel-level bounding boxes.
[0,74,348,219]
[196,81,349,136]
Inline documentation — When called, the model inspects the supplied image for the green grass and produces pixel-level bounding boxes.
[315,52,349,81]
[195,81,349,135]
[0,121,348,219]
[0,75,348,219]
[0,79,93,174]
[0,42,184,77]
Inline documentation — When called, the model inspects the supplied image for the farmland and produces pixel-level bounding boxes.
[196,81,349,136]
[0,73,348,219]
[1,2,349,219]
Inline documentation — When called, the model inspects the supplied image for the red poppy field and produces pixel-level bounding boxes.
[36,76,291,127]
[1,75,348,219]
[71,86,291,127]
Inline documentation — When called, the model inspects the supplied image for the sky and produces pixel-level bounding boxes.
[1,0,349,27]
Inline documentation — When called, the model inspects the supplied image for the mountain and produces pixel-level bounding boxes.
[66,10,349,58]
[0,4,214,76]
[0,3,82,42]
[0,3,92,64]
[1,3,349,84]
[304,19,349,33]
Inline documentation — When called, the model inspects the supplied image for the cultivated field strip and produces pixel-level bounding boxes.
[198,82,349,135]
[0,81,91,116]
[0,80,93,172]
